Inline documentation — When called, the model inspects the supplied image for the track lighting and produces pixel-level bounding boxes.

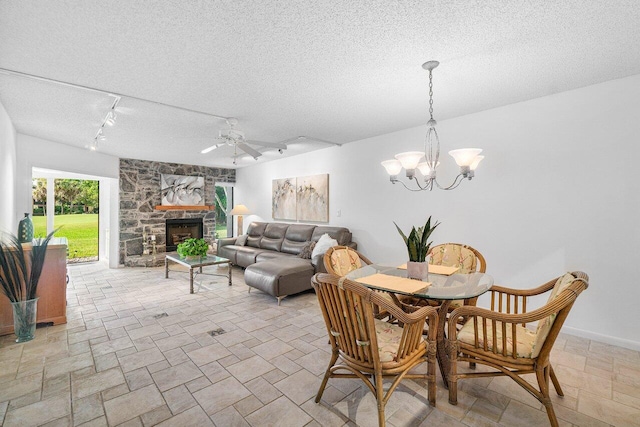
[89,96,120,151]
[104,110,116,126]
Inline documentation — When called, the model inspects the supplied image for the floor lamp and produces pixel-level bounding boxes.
[230,204,250,236]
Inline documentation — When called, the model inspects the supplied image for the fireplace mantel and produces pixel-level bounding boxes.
[155,205,215,211]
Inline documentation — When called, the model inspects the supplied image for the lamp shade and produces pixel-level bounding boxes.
[470,155,484,171]
[417,161,440,176]
[448,148,483,167]
[394,151,424,170]
[381,159,402,175]
[230,204,250,215]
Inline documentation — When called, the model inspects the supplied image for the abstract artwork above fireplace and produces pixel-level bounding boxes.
[161,174,205,206]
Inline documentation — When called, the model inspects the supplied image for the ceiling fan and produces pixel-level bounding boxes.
[200,118,287,163]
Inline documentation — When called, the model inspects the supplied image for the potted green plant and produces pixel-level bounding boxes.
[177,238,209,260]
[394,216,440,280]
[0,229,57,342]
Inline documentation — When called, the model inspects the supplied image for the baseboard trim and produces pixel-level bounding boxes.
[562,325,640,351]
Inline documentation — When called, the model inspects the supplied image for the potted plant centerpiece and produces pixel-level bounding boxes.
[394,216,440,280]
[177,238,209,260]
[0,230,57,342]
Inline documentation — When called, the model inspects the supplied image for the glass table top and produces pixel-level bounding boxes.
[345,264,494,300]
[165,252,230,267]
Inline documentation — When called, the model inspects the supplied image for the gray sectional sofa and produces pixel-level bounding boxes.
[217,222,356,304]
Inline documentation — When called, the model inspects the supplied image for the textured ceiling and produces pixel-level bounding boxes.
[1,0,639,168]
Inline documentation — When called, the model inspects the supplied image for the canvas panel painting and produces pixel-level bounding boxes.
[161,174,205,206]
[272,178,297,220]
[297,174,329,222]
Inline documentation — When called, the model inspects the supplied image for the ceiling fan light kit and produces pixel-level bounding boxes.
[381,60,484,191]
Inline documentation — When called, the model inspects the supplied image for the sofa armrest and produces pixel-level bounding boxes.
[217,237,237,248]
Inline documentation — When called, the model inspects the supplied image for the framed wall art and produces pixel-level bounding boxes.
[296,174,329,222]
[161,174,205,206]
[272,177,297,220]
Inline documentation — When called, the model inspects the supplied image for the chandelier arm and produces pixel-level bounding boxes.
[395,179,433,192]
[433,174,465,191]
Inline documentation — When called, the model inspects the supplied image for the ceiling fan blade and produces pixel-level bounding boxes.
[244,139,287,150]
[200,144,221,154]
[237,143,262,160]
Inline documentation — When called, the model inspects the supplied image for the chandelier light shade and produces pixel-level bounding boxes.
[381,60,484,191]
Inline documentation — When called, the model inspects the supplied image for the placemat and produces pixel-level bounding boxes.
[397,263,460,275]
[357,273,429,294]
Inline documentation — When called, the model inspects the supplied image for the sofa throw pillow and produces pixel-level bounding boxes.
[297,241,316,259]
[235,234,248,246]
[311,233,338,259]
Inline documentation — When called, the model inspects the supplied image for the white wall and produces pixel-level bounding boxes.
[15,134,121,267]
[0,100,17,233]
[236,73,640,350]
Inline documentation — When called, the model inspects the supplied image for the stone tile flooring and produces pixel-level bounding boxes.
[0,262,638,426]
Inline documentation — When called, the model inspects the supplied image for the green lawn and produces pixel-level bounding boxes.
[33,214,98,259]
[215,223,228,239]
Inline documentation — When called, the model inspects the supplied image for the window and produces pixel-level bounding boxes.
[214,184,233,238]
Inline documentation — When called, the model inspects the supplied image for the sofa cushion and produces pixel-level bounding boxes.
[217,245,241,264]
[235,234,248,246]
[312,233,338,258]
[281,224,315,255]
[244,258,315,298]
[256,251,295,263]
[297,241,316,259]
[246,222,267,248]
[260,223,288,251]
[235,247,268,268]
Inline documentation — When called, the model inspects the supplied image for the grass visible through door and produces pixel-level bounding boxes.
[33,214,98,261]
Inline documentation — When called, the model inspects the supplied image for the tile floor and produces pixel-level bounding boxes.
[0,262,638,426]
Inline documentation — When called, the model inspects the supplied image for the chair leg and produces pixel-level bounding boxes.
[374,371,386,427]
[549,364,564,396]
[315,351,338,403]
[448,341,459,405]
[536,366,559,427]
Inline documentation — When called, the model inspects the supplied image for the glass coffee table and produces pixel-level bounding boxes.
[165,252,232,294]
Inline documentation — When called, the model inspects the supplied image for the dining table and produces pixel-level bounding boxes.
[345,263,494,388]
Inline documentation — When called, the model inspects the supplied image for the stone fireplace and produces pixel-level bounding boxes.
[119,158,235,267]
[166,218,204,251]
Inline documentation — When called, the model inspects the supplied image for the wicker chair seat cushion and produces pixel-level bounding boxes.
[531,272,576,357]
[430,244,477,273]
[374,318,423,362]
[458,319,537,358]
[329,248,363,276]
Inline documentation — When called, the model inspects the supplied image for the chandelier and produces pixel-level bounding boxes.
[381,61,484,191]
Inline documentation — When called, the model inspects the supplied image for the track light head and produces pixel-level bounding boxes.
[105,110,116,126]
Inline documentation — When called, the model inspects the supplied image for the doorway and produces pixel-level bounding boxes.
[32,170,100,263]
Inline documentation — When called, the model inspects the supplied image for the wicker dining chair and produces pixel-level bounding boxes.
[429,243,486,309]
[323,245,373,276]
[446,271,589,427]
[311,273,439,427]
[323,246,403,321]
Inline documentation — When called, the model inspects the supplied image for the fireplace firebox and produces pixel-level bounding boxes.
[165,218,204,251]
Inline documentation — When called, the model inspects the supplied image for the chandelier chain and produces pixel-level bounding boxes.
[428,69,434,120]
